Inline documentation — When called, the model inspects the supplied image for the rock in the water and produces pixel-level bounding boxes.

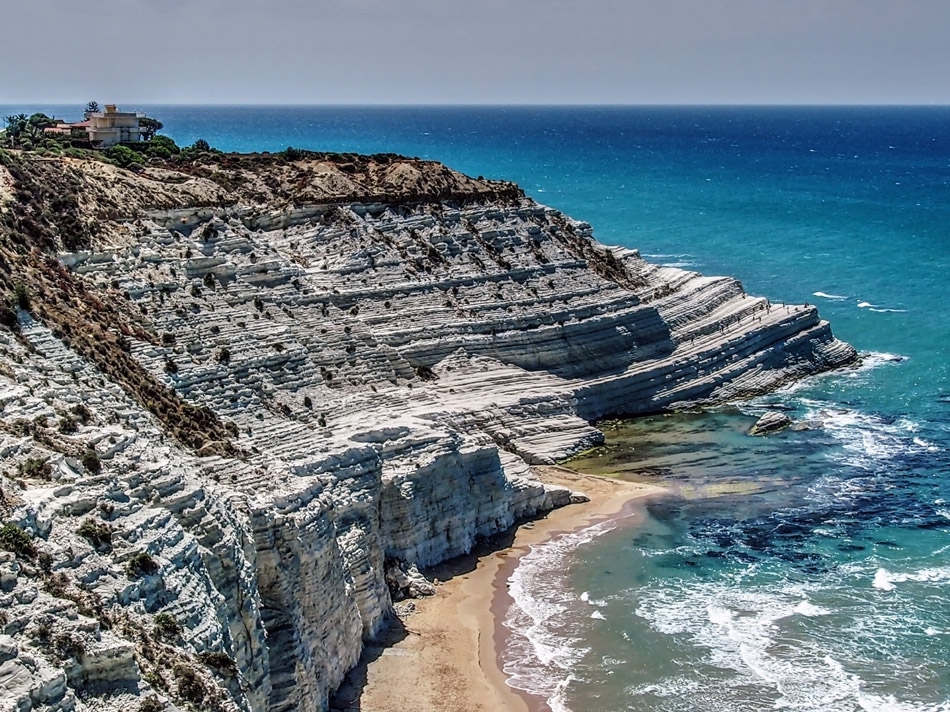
[749,411,792,435]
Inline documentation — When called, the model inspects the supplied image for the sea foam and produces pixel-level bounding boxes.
[503,517,624,711]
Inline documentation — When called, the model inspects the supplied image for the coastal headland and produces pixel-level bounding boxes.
[0,148,856,712]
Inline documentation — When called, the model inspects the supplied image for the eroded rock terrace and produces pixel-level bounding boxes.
[0,153,856,712]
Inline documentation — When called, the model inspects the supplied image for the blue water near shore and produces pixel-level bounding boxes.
[7,104,948,710]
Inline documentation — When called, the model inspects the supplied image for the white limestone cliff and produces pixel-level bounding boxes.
[0,170,856,712]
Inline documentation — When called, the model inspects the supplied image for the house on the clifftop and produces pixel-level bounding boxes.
[42,105,147,147]
[84,104,145,147]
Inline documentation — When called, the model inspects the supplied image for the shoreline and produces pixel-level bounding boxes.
[340,467,664,712]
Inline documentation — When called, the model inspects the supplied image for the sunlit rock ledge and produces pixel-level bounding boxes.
[0,152,856,712]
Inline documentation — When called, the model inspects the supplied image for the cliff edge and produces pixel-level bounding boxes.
[0,150,856,712]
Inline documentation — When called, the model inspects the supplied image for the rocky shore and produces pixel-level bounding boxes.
[0,150,856,712]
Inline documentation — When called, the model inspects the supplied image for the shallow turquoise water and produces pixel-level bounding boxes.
[6,105,948,710]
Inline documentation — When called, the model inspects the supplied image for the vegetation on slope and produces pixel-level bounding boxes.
[0,147,529,456]
[0,150,239,455]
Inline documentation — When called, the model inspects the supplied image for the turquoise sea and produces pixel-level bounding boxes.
[7,105,949,710]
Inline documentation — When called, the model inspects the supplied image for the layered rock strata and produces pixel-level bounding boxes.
[0,153,855,712]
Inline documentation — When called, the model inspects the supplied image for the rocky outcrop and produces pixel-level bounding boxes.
[749,410,793,435]
[0,152,856,712]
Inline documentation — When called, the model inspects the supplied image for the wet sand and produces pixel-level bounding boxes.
[337,466,664,712]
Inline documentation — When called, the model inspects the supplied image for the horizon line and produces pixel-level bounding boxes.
[4,102,950,109]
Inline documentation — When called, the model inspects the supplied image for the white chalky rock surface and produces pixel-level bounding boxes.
[0,195,855,712]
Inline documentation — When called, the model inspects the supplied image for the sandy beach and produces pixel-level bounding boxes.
[333,467,664,712]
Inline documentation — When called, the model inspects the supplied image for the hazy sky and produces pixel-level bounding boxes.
[7,0,950,104]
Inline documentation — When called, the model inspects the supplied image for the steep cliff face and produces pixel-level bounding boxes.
[0,152,856,712]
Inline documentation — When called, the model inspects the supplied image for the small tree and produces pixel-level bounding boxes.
[3,114,28,146]
[85,101,100,115]
[146,135,180,159]
[191,138,211,152]
[26,113,54,140]
[138,117,163,142]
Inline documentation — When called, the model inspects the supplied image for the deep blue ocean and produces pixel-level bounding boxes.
[7,105,949,710]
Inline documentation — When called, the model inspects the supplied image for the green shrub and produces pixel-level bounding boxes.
[281,146,304,161]
[43,572,70,598]
[0,523,35,558]
[127,551,159,578]
[148,135,180,155]
[106,145,145,169]
[164,359,178,374]
[71,403,92,424]
[53,632,85,660]
[77,519,112,551]
[19,457,52,479]
[198,650,236,676]
[153,612,182,640]
[216,347,230,363]
[173,664,205,704]
[81,448,101,474]
[12,282,30,311]
[139,696,165,712]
